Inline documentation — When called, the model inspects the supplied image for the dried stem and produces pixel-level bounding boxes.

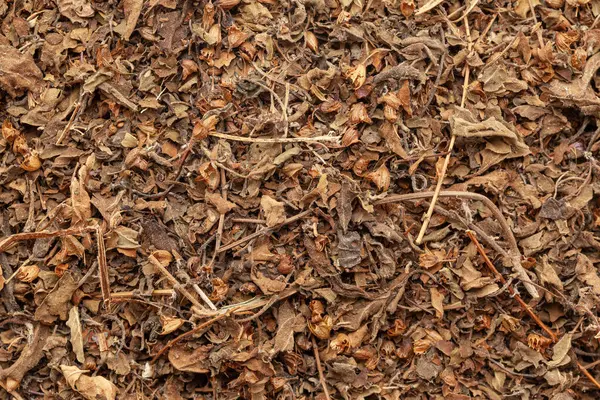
[96,226,111,305]
[466,230,556,342]
[110,289,175,299]
[148,255,204,310]
[312,336,332,400]
[0,226,96,253]
[375,191,539,298]
[209,132,340,144]
[151,313,230,362]
[416,18,473,245]
[217,210,312,253]
[578,361,600,390]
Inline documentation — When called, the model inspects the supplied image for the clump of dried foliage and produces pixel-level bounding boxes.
[0,0,599,398]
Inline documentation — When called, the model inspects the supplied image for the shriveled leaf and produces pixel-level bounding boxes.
[60,365,117,400]
[66,306,85,363]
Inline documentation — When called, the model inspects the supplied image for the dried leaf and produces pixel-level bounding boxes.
[66,306,85,363]
[60,365,117,400]
[35,272,78,325]
[0,45,43,97]
[260,195,286,227]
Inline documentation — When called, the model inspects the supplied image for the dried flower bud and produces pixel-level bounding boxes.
[277,254,295,274]
[387,319,407,337]
[571,48,587,70]
[365,164,390,191]
[305,31,319,53]
[365,355,379,370]
[308,315,332,339]
[349,103,372,124]
[84,356,97,371]
[382,341,396,356]
[330,333,351,354]
[413,338,431,354]
[55,263,69,277]
[5,377,19,391]
[400,0,415,16]
[346,64,366,89]
[239,282,258,294]
[20,152,41,171]
[309,300,325,323]
[353,346,376,361]
[16,265,40,282]
[1,120,19,143]
[210,278,228,302]
[197,162,220,190]
[319,99,342,113]
[556,31,579,52]
[383,104,397,122]
[341,127,360,147]
[527,333,553,352]
[396,338,413,359]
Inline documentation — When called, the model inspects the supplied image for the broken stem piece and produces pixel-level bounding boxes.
[578,361,600,390]
[148,255,204,310]
[375,191,539,298]
[217,210,312,253]
[466,230,557,342]
[312,336,332,400]
[0,226,96,253]
[110,289,175,299]
[209,132,340,144]
[96,226,111,306]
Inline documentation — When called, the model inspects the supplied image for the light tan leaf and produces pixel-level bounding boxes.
[270,301,296,355]
[70,167,92,226]
[430,287,444,319]
[60,365,117,400]
[34,271,78,324]
[205,192,237,214]
[251,268,286,295]
[122,0,143,40]
[260,195,286,227]
[168,344,211,373]
[66,306,85,363]
[160,315,185,335]
[0,45,43,97]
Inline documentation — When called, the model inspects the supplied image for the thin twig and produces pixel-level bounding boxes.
[96,226,111,306]
[217,210,312,253]
[110,289,175,299]
[209,132,340,144]
[416,17,473,244]
[208,167,227,269]
[311,336,332,400]
[148,254,204,309]
[375,191,539,298]
[151,312,231,362]
[578,361,600,390]
[466,230,557,342]
[0,226,96,253]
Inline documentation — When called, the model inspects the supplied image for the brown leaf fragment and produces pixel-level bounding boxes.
[168,344,212,373]
[122,0,144,40]
[260,195,286,227]
[251,268,286,295]
[379,121,408,158]
[0,45,43,97]
[60,365,117,400]
[56,0,95,24]
[35,271,79,324]
[337,182,355,234]
[336,231,362,269]
[66,306,85,363]
[575,254,600,295]
[270,301,302,356]
[206,192,237,214]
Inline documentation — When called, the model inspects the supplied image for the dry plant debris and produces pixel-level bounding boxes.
[0,0,599,398]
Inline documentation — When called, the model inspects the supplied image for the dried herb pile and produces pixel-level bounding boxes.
[0,0,600,398]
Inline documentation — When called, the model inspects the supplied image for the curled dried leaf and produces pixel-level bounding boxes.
[151,250,173,267]
[160,315,185,335]
[304,31,318,53]
[365,164,390,191]
[349,102,372,124]
[345,63,366,89]
[209,277,228,302]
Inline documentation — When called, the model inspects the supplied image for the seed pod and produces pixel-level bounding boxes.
[16,265,40,282]
[349,103,372,124]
